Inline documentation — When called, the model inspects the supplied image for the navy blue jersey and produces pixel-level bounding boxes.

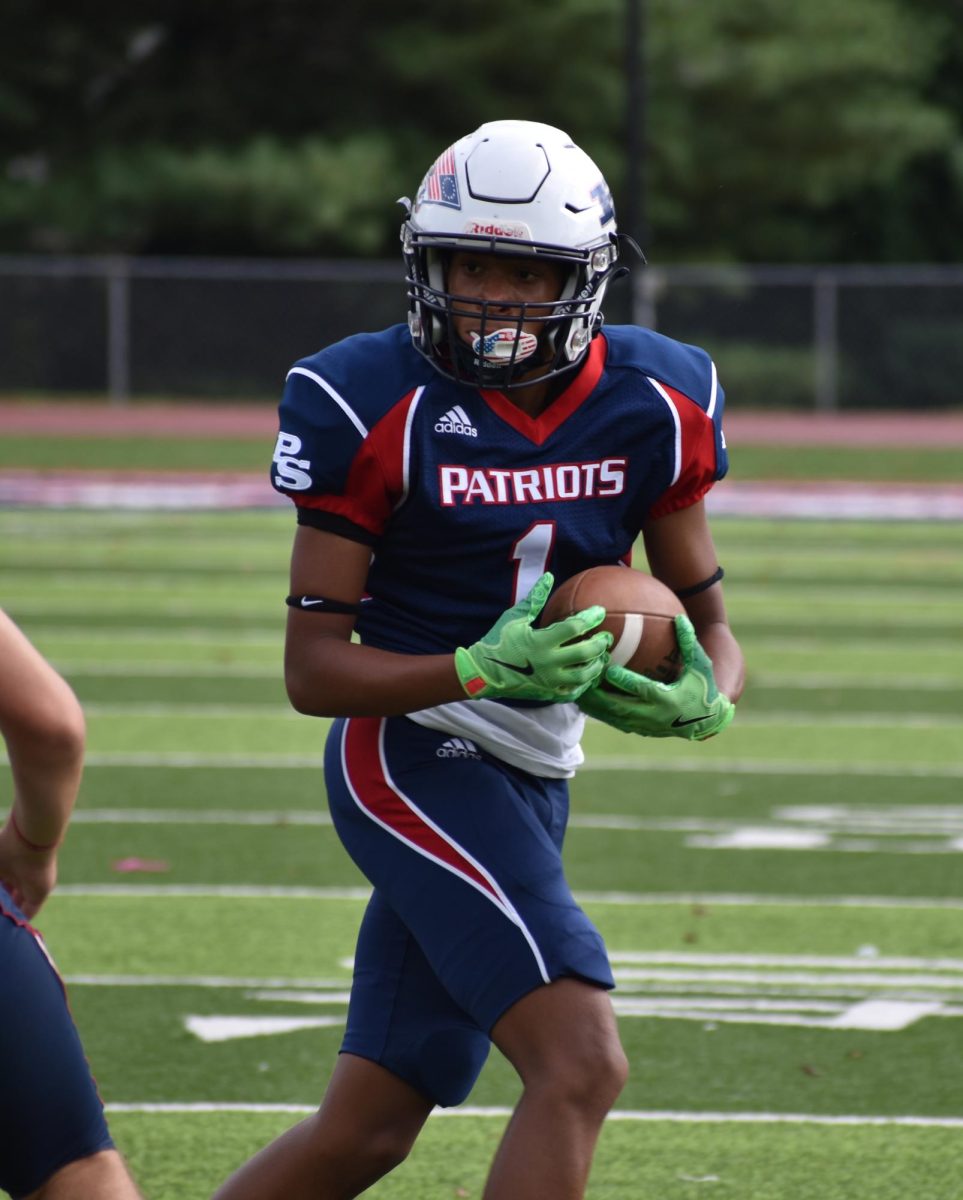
[271,324,727,661]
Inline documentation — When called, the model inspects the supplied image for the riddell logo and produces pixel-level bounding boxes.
[436,737,482,760]
[463,220,530,240]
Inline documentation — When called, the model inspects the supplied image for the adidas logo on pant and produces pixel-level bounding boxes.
[436,737,482,760]
[434,406,478,438]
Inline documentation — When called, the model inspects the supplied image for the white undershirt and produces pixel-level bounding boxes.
[408,698,585,778]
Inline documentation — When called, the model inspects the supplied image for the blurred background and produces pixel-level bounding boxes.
[1,0,961,409]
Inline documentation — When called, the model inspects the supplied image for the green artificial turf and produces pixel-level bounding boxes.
[3,493,962,1200]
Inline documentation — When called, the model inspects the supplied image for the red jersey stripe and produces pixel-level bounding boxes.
[291,386,424,535]
[648,379,720,518]
[480,335,608,446]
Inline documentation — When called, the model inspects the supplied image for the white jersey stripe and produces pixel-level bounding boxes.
[286,366,368,439]
[707,360,719,420]
[646,377,683,486]
[398,385,425,509]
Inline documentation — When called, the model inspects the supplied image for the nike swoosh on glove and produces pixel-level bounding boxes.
[577,614,734,740]
[455,573,613,702]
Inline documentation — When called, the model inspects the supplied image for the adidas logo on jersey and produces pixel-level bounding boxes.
[435,406,478,438]
[436,737,482,760]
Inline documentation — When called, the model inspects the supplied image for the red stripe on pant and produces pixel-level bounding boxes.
[342,717,500,903]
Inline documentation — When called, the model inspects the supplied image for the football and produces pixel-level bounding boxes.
[540,565,685,683]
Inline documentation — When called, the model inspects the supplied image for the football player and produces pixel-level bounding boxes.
[0,609,143,1200]
[214,120,745,1200]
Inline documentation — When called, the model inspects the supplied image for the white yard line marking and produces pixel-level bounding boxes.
[65,940,960,1036]
[248,990,351,1004]
[185,1015,344,1042]
[26,628,281,643]
[601,1111,963,1127]
[17,703,963,727]
[56,884,373,899]
[43,661,963,687]
[54,663,282,677]
[63,806,963,834]
[64,974,351,987]
[691,829,830,850]
[685,831,963,854]
[17,753,963,778]
[615,997,843,1014]
[42,665,963,688]
[31,661,963,692]
[581,758,963,779]
[37,753,325,768]
[750,673,963,691]
[81,705,298,718]
[605,952,962,1030]
[779,805,963,831]
[611,1002,945,1030]
[102,1103,963,1128]
[68,947,963,1037]
[612,968,963,989]
[609,951,963,969]
[826,1000,943,1030]
[582,891,963,909]
[69,809,335,827]
[718,713,963,729]
[48,808,757,835]
[58,806,963,857]
[52,884,963,908]
[83,754,328,767]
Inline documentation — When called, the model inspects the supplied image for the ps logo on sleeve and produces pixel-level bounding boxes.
[273,431,313,491]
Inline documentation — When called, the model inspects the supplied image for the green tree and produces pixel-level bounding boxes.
[645,0,955,260]
[0,0,959,261]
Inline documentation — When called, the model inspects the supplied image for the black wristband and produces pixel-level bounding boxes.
[286,595,364,615]
[674,566,725,599]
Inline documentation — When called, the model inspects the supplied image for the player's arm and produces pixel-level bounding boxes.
[0,609,86,917]
[283,527,611,717]
[643,501,745,704]
[284,527,464,716]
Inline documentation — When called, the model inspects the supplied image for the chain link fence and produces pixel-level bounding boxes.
[1,255,961,409]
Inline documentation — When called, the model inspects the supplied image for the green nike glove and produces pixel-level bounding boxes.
[578,614,734,740]
[455,573,612,702]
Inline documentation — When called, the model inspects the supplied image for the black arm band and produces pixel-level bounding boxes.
[295,507,380,547]
[674,566,725,599]
[286,595,364,615]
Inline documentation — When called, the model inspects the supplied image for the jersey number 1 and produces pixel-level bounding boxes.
[511,522,557,604]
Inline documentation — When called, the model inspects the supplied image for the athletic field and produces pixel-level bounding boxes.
[1,408,962,1199]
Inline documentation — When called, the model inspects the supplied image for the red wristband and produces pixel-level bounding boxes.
[9,811,60,852]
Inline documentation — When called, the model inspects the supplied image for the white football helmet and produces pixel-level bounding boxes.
[401,120,624,389]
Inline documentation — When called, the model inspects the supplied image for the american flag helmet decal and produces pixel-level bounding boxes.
[418,145,461,210]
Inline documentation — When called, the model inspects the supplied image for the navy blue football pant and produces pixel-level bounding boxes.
[0,886,113,1199]
[325,715,614,1108]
